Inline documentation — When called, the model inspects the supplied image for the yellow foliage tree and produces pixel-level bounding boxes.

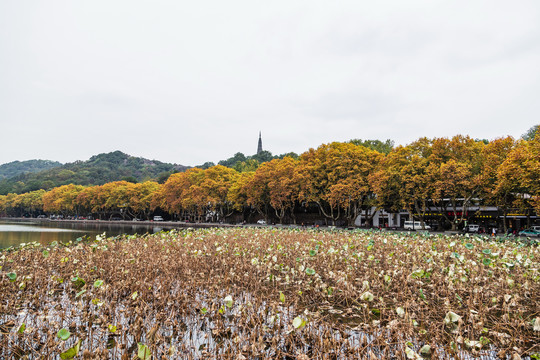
[298,142,381,226]
[42,184,86,215]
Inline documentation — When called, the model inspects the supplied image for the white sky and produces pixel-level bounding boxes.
[1,1,539,166]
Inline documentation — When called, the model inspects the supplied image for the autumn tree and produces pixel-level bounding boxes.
[227,171,255,218]
[372,138,433,228]
[127,181,160,220]
[75,186,101,218]
[0,195,6,215]
[95,181,132,220]
[42,184,86,216]
[0,193,21,217]
[243,171,271,220]
[199,165,238,221]
[298,142,381,226]
[17,190,46,217]
[158,168,207,221]
[246,157,301,224]
[156,172,187,216]
[528,133,540,213]
[428,136,485,230]
[496,137,540,229]
[478,137,517,230]
[74,182,133,220]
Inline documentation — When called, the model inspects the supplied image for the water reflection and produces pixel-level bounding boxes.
[0,220,170,249]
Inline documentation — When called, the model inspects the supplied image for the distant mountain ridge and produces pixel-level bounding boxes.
[0,151,188,195]
[0,159,62,179]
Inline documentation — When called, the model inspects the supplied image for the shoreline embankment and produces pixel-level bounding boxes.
[0,217,240,229]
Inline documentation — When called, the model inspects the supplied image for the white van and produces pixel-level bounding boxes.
[464,224,480,233]
[404,221,431,230]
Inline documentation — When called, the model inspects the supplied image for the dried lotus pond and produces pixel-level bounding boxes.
[1,228,538,359]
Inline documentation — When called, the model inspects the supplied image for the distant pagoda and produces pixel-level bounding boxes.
[257,132,263,154]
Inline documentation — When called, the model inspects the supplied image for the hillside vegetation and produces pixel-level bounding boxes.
[0,151,187,195]
[0,160,62,180]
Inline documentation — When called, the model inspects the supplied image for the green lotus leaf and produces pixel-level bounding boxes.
[60,340,81,360]
[57,328,71,341]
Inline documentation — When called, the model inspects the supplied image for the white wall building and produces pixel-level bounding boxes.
[354,207,404,228]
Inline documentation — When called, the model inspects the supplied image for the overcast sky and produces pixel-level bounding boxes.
[1,1,539,166]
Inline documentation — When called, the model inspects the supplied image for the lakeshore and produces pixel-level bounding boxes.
[0,217,237,249]
[1,217,239,229]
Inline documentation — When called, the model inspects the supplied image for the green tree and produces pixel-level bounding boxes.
[198,162,216,170]
[250,150,274,163]
[233,159,260,173]
[349,139,395,154]
[522,124,539,141]
[218,152,247,168]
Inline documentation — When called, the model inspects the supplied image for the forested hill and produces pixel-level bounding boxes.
[0,151,188,195]
[0,159,62,179]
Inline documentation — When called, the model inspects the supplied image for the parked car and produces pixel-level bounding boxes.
[463,224,480,233]
[153,216,164,221]
[257,219,267,225]
[518,228,540,237]
[403,221,431,230]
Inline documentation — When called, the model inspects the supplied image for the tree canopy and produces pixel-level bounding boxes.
[2,131,538,229]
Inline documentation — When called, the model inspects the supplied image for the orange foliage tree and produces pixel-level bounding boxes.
[496,137,540,229]
[298,142,382,226]
[428,136,485,230]
[159,166,238,222]
[245,157,301,224]
[478,137,517,231]
[372,138,433,228]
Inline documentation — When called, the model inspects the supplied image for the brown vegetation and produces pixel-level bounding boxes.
[1,228,538,359]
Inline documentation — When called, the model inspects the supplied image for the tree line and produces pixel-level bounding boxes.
[1,133,538,231]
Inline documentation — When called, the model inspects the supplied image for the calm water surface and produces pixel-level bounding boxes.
[0,220,171,249]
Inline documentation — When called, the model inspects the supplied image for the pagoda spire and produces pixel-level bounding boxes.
[257,132,263,154]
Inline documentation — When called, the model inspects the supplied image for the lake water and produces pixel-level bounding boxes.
[0,220,172,249]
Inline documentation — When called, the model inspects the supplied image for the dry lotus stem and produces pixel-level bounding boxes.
[0,228,538,359]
